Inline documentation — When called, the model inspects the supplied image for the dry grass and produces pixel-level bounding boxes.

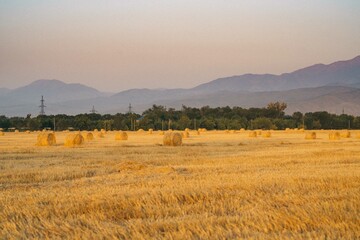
[0,130,359,239]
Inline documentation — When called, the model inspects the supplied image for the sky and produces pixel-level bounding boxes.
[1,0,360,92]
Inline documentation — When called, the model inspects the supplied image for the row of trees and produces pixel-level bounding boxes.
[0,103,359,131]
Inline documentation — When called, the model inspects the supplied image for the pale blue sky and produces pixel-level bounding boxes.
[1,0,360,91]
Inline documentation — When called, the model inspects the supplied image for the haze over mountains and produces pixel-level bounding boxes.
[0,55,359,117]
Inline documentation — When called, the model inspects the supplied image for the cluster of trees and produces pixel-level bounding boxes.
[0,102,359,131]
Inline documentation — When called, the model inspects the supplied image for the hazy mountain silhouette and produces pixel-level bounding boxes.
[194,55,360,92]
[0,55,359,116]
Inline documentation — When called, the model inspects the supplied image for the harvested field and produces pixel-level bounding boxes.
[0,130,359,239]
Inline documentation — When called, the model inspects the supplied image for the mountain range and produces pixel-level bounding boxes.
[0,55,359,117]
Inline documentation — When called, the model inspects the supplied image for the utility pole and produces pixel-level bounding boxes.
[39,96,46,115]
[128,103,132,114]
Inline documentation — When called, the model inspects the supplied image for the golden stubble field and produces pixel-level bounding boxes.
[0,130,359,239]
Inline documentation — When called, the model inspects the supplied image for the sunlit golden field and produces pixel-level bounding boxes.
[0,130,359,239]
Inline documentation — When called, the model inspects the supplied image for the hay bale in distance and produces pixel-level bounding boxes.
[340,131,351,138]
[159,131,165,136]
[263,131,271,138]
[15,129,19,133]
[329,132,341,140]
[36,132,56,146]
[248,131,257,138]
[115,131,128,140]
[0,131,5,136]
[163,132,182,146]
[64,133,84,147]
[182,131,189,138]
[305,132,316,140]
[96,132,105,138]
[83,132,94,141]
[356,133,360,139]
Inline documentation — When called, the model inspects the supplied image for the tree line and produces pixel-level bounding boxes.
[0,102,359,131]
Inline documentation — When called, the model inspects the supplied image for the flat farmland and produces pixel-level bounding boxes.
[0,130,359,239]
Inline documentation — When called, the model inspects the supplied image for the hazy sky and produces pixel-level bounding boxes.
[1,0,360,92]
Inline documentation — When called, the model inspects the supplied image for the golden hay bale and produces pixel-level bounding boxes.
[148,129,153,134]
[163,132,182,146]
[305,132,316,140]
[115,131,128,140]
[182,131,190,138]
[240,128,245,132]
[262,131,271,138]
[197,130,201,135]
[159,131,165,135]
[64,133,84,147]
[36,133,56,146]
[230,130,236,134]
[225,130,230,134]
[285,128,291,132]
[329,132,340,140]
[185,128,190,132]
[25,130,31,134]
[340,131,351,138]
[94,129,98,132]
[83,132,94,141]
[299,128,305,132]
[356,133,360,139]
[0,131,5,136]
[256,130,262,136]
[96,132,105,138]
[15,129,19,133]
[248,131,257,138]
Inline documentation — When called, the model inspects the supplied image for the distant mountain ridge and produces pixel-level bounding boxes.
[194,55,360,92]
[0,55,359,116]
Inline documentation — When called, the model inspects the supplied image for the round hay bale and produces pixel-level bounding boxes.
[148,129,153,135]
[115,131,128,140]
[262,131,271,138]
[94,129,98,132]
[230,130,236,134]
[305,132,316,140]
[64,133,84,147]
[15,129,19,133]
[25,130,31,134]
[240,128,245,132]
[163,132,182,146]
[197,130,201,135]
[96,132,105,138]
[182,131,189,138]
[36,132,56,146]
[185,128,190,132]
[329,132,340,140]
[256,130,262,136]
[159,131,165,135]
[248,131,257,138]
[0,131,5,136]
[83,132,94,141]
[340,131,351,138]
